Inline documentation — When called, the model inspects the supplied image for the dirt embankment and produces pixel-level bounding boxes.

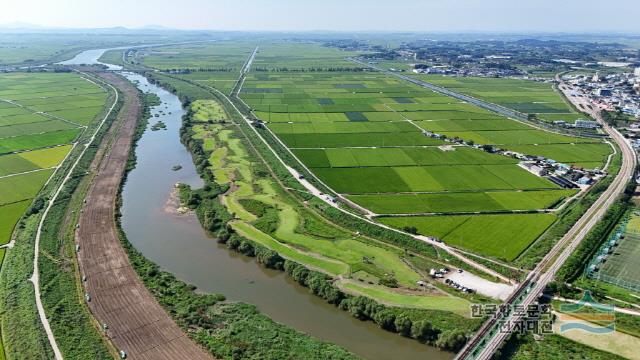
[75,71,212,360]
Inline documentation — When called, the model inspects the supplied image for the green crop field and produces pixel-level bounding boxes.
[0,145,71,176]
[350,189,574,214]
[250,42,365,70]
[141,42,256,71]
[0,200,31,245]
[228,43,611,262]
[380,213,557,261]
[0,72,107,247]
[140,42,257,94]
[506,143,613,168]
[414,75,582,122]
[142,42,610,263]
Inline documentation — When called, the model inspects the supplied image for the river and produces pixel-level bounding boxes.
[60,49,452,360]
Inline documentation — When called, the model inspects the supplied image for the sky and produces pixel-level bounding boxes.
[1,0,638,33]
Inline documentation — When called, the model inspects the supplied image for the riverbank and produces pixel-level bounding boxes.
[148,71,483,354]
[75,70,213,360]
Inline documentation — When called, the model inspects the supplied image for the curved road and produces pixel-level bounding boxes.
[454,74,636,360]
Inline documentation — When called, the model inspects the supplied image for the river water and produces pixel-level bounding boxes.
[61,49,451,360]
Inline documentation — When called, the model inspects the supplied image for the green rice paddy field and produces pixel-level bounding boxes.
[0,72,107,253]
[141,42,257,94]
[413,75,585,123]
[379,214,556,261]
[236,55,610,261]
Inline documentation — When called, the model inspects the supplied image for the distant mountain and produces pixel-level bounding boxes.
[0,24,192,35]
[0,22,48,30]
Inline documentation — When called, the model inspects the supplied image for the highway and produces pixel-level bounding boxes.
[453,74,637,360]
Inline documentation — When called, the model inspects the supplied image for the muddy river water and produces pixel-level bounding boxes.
[61,49,452,360]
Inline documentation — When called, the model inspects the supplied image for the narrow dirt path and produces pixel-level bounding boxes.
[75,71,212,360]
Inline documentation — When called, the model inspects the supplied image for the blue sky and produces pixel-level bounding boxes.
[1,0,638,33]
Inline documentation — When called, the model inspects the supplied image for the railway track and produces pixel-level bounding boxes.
[453,74,636,360]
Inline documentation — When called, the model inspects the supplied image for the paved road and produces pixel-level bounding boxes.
[454,74,637,360]
[230,46,259,96]
[76,71,212,360]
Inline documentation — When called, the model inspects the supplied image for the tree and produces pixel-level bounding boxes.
[373,310,396,331]
[379,276,399,288]
[481,144,494,153]
[394,313,412,337]
[402,226,418,235]
[435,330,467,351]
[411,320,439,342]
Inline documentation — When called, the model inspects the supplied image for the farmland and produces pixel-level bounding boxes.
[379,214,557,261]
[251,42,365,70]
[0,72,107,249]
[0,70,111,360]
[235,50,610,261]
[413,75,582,121]
[188,99,480,304]
[140,42,256,93]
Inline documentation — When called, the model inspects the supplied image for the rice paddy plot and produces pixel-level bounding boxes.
[438,130,595,146]
[279,132,444,148]
[349,189,574,214]
[0,168,54,205]
[0,145,71,176]
[48,106,105,125]
[295,147,517,168]
[268,120,416,134]
[0,200,31,244]
[506,143,612,167]
[0,128,81,154]
[0,119,77,138]
[379,213,557,261]
[313,164,558,194]
[414,75,575,115]
[414,118,531,132]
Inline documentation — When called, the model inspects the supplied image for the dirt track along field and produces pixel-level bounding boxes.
[75,71,212,360]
